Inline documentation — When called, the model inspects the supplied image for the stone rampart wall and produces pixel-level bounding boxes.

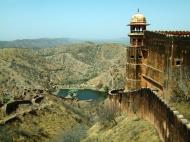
[109,88,190,142]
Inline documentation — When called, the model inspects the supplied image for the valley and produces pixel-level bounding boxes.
[0,42,160,141]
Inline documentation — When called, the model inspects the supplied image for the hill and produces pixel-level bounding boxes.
[0,38,82,48]
[0,42,127,97]
[0,42,162,142]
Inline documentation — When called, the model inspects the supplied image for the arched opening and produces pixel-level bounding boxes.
[142,49,149,59]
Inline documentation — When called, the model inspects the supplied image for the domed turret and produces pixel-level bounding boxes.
[129,10,149,26]
[130,13,147,25]
[128,10,149,33]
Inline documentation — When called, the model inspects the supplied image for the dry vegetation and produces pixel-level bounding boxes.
[0,95,80,142]
[0,42,127,107]
[82,115,160,142]
[0,42,126,93]
[168,67,190,120]
[51,99,161,142]
[0,42,161,141]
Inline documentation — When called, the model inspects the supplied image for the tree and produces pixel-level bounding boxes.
[103,85,109,96]
[96,103,118,127]
[169,66,190,103]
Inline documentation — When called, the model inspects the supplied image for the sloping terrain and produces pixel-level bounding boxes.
[0,42,127,95]
[0,42,162,142]
[82,115,160,142]
[43,42,127,88]
[0,48,51,99]
[0,94,80,142]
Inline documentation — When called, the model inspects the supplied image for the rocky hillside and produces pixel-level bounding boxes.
[0,42,162,142]
[0,42,126,97]
[82,115,160,142]
[41,42,126,88]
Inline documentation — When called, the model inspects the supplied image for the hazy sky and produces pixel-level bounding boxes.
[0,0,190,40]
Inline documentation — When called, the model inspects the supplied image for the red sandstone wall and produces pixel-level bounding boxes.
[109,89,190,142]
[142,31,169,92]
[141,31,190,95]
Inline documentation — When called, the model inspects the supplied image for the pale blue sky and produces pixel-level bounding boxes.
[0,0,190,40]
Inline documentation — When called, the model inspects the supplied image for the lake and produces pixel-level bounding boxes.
[57,89,106,101]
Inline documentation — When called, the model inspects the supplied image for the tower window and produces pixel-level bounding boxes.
[138,39,142,42]
[176,60,182,66]
[142,50,149,59]
[130,56,134,59]
[138,55,142,59]
[175,59,183,66]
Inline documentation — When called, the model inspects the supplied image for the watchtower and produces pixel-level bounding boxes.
[126,10,149,90]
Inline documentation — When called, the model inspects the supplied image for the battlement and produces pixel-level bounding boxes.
[154,31,190,37]
[109,88,190,142]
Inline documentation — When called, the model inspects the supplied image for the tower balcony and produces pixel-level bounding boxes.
[130,45,144,48]
[128,32,144,36]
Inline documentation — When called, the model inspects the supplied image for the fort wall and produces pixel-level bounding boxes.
[109,88,190,142]
[130,31,190,96]
[124,12,190,142]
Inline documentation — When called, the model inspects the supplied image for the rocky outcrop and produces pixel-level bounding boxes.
[0,88,46,125]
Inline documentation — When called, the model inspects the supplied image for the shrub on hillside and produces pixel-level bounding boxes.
[170,83,190,103]
[96,103,118,127]
[103,85,109,97]
[95,81,103,90]
[1,92,13,104]
[59,124,87,142]
[169,67,190,103]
